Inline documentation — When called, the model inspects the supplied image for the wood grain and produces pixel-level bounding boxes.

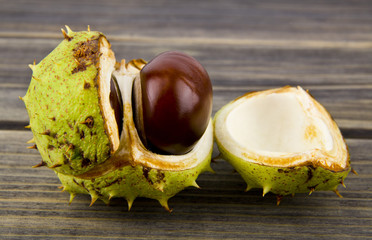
[0,130,371,239]
[1,0,371,239]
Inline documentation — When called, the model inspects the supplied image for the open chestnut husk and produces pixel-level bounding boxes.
[23,26,214,212]
[214,86,351,204]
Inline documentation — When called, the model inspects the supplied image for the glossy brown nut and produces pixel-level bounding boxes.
[110,76,123,137]
[133,51,212,155]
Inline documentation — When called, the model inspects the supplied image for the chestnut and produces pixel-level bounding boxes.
[133,51,213,155]
[110,76,123,137]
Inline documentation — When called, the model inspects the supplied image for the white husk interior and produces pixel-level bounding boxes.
[98,37,119,151]
[227,90,333,154]
[111,60,213,171]
[215,86,348,170]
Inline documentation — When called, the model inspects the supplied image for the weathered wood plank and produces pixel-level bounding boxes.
[0,129,371,239]
[0,37,371,86]
[1,0,372,239]
[1,0,372,42]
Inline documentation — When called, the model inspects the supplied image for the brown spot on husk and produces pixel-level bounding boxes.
[84,82,91,89]
[104,178,123,188]
[63,154,69,164]
[66,143,75,152]
[40,130,51,136]
[156,171,165,183]
[305,166,314,183]
[81,116,94,128]
[143,167,153,184]
[307,184,318,192]
[72,38,100,74]
[80,130,85,140]
[81,158,91,168]
[72,178,90,193]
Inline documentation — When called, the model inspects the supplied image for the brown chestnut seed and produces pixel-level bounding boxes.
[109,75,123,137]
[133,51,213,155]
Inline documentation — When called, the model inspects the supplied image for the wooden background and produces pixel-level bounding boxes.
[1,0,372,239]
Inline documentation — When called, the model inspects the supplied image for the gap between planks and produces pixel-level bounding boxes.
[0,232,366,240]
[2,209,372,228]
[1,218,371,239]
[1,190,372,205]
[3,82,372,90]
[1,31,372,49]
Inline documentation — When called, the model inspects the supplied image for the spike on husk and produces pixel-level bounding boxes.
[159,198,172,213]
[40,130,51,136]
[89,195,98,207]
[65,25,73,34]
[203,164,215,174]
[262,186,271,197]
[245,185,252,192]
[32,161,46,168]
[341,179,346,188]
[61,28,72,41]
[27,144,37,150]
[50,163,62,169]
[276,195,283,205]
[28,64,36,71]
[69,192,76,205]
[333,189,343,198]
[126,197,136,211]
[108,193,114,201]
[190,180,200,189]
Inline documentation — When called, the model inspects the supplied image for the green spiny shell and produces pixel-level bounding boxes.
[213,86,351,201]
[58,154,212,211]
[216,140,350,196]
[23,28,113,176]
[23,27,214,210]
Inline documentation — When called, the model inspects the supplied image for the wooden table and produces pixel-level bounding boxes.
[1,0,371,239]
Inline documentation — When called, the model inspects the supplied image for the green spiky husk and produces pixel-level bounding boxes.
[58,148,212,210]
[23,29,112,175]
[213,87,351,198]
[23,28,214,210]
[216,140,350,196]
